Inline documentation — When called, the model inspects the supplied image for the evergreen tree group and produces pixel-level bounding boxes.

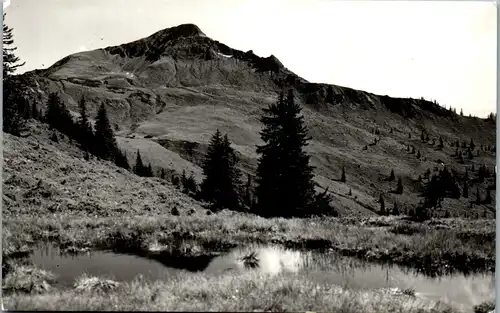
[133,150,153,177]
[45,93,130,171]
[422,167,461,208]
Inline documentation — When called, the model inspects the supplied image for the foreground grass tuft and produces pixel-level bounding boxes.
[4,270,457,312]
[74,274,121,294]
[2,265,55,295]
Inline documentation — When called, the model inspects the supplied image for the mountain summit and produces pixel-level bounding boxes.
[161,23,207,38]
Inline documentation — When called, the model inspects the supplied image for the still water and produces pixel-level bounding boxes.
[31,244,494,312]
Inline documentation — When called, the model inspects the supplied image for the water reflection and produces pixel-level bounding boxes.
[30,244,494,312]
[31,245,182,288]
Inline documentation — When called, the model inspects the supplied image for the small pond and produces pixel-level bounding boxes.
[29,244,494,312]
[30,245,185,288]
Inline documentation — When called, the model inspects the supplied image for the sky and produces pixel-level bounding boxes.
[4,0,497,117]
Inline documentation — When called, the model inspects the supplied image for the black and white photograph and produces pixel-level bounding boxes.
[2,0,496,312]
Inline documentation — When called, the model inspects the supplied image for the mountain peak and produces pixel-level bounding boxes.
[159,23,206,38]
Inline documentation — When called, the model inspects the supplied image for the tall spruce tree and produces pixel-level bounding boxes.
[221,134,243,208]
[200,130,243,210]
[200,129,224,205]
[254,89,317,217]
[77,95,94,152]
[45,92,63,130]
[94,103,118,161]
[3,13,27,135]
[146,164,153,177]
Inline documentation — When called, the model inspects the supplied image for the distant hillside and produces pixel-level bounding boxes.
[14,23,496,217]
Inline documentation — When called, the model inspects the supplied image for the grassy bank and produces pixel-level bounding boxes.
[3,211,495,276]
[3,265,456,312]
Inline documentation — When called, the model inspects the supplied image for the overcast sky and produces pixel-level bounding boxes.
[4,0,497,117]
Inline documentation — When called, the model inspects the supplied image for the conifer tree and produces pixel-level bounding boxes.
[146,164,153,177]
[388,169,395,181]
[221,134,243,207]
[396,177,403,194]
[181,170,188,192]
[3,14,27,135]
[476,187,481,204]
[379,194,385,215]
[391,202,400,215]
[77,96,94,152]
[94,103,118,161]
[254,90,318,217]
[183,172,198,195]
[200,129,224,205]
[133,150,145,176]
[160,168,166,179]
[340,166,346,183]
[45,92,63,130]
[200,130,243,210]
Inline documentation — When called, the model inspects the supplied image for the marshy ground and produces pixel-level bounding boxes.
[3,210,495,312]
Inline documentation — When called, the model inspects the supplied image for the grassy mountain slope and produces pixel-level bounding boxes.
[16,23,496,217]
